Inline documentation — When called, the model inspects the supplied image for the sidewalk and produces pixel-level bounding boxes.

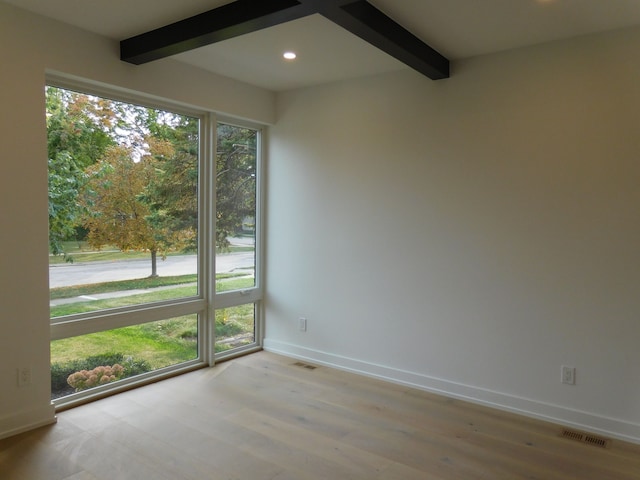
[49,283,198,307]
[49,272,253,307]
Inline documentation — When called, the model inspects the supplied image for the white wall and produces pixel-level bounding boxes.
[0,3,274,439]
[265,27,640,443]
[3,0,639,445]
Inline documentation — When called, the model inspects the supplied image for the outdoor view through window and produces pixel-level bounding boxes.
[48,85,259,400]
[214,123,258,353]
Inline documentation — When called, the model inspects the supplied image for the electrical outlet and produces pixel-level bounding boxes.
[298,317,307,332]
[17,367,32,387]
[561,366,576,385]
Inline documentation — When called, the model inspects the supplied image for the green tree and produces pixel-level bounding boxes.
[216,124,257,250]
[143,112,199,253]
[46,87,114,258]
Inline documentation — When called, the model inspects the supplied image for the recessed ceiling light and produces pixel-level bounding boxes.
[283,51,297,60]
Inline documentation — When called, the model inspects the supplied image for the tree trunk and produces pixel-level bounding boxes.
[150,249,158,278]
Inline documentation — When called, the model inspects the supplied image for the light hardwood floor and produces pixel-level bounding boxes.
[1,351,639,479]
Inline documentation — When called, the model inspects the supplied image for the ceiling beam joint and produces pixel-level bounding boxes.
[120,0,450,80]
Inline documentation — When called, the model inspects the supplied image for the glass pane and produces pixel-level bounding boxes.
[47,86,199,318]
[215,304,255,353]
[51,314,198,399]
[215,123,257,292]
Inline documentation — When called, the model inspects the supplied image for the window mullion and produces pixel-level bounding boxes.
[51,299,206,340]
[205,112,218,366]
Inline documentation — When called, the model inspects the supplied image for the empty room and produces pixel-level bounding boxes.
[1,1,640,478]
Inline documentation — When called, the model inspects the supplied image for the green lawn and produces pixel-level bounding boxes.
[50,274,199,300]
[51,304,253,368]
[50,276,254,317]
[49,241,253,264]
[50,275,256,397]
[50,241,158,264]
[51,315,198,368]
[50,314,199,398]
[50,285,198,317]
[51,300,254,397]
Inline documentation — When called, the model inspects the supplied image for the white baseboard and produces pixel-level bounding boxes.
[264,339,640,445]
[0,404,57,440]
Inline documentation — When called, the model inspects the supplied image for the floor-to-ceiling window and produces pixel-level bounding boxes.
[214,123,261,357]
[47,79,262,405]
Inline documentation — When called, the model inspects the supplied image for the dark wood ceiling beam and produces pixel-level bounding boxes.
[321,1,449,80]
[120,0,450,80]
[121,0,314,65]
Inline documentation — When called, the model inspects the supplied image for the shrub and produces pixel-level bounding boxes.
[67,364,125,391]
[178,326,198,339]
[121,356,152,377]
[51,352,152,397]
[51,362,76,393]
[215,319,244,338]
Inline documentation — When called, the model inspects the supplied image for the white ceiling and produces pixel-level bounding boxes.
[4,0,640,91]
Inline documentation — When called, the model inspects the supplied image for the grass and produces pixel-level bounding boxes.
[50,240,253,264]
[216,277,255,293]
[50,241,158,264]
[49,246,257,397]
[50,298,255,388]
[51,304,255,397]
[50,276,255,317]
[50,274,198,299]
[217,246,254,253]
[216,303,254,336]
[51,274,254,369]
[50,273,244,300]
[50,285,199,317]
[51,315,200,397]
[51,307,253,368]
[50,298,255,392]
[51,315,199,368]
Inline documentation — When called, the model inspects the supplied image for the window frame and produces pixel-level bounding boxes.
[213,117,265,361]
[46,75,264,405]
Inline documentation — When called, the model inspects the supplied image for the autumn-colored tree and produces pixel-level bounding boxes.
[48,86,200,276]
[81,145,167,277]
[48,87,259,277]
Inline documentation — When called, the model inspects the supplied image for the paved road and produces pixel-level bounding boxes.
[49,252,255,288]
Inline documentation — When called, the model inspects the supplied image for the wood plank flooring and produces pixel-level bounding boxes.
[1,351,639,479]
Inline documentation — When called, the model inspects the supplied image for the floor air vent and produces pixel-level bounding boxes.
[560,428,610,448]
[292,361,317,370]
